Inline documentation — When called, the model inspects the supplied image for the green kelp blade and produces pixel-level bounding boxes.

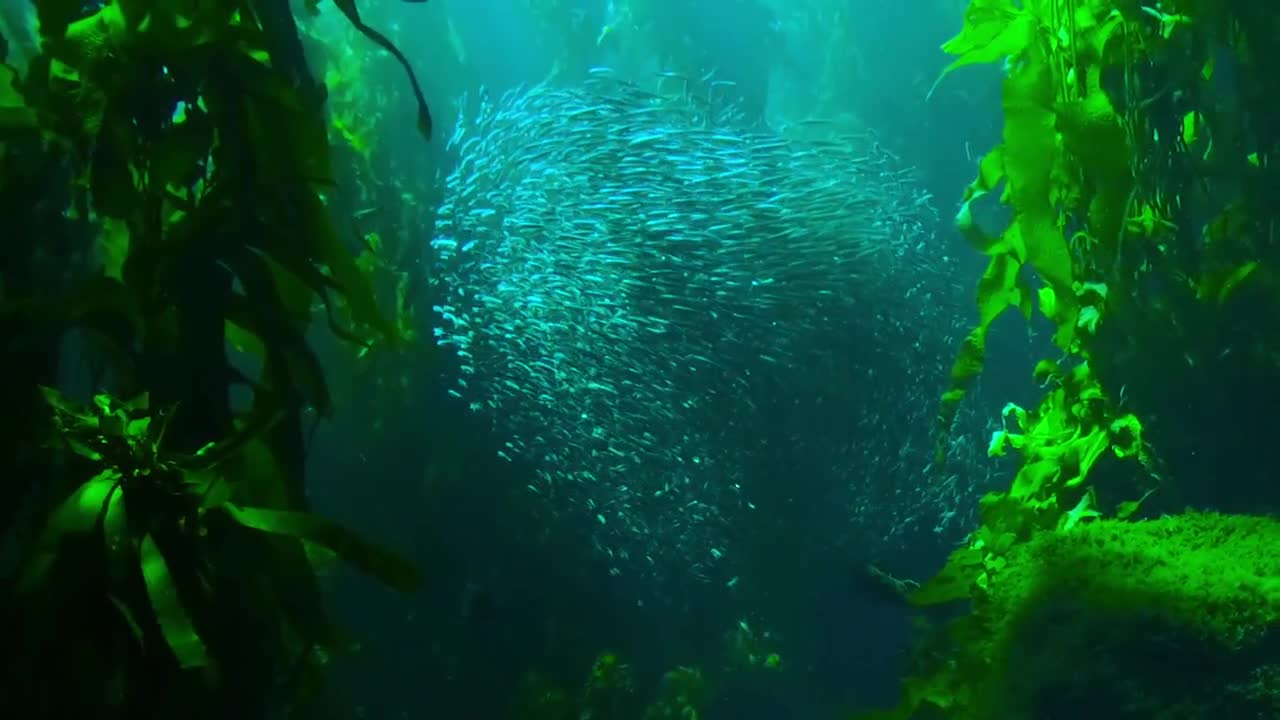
[108,593,146,647]
[40,384,97,424]
[0,64,37,133]
[140,533,210,668]
[17,469,121,592]
[101,479,137,593]
[927,0,1034,99]
[222,503,423,592]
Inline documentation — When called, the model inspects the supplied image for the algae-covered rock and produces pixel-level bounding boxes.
[977,509,1269,717]
[869,512,1280,720]
[979,512,1280,719]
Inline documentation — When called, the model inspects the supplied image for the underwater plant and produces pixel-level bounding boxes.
[866,0,1280,716]
[0,0,436,717]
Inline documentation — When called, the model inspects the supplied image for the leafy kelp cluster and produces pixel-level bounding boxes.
[431,69,963,580]
[865,0,1280,717]
[0,1,428,718]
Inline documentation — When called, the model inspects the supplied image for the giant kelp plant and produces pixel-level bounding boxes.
[0,1,434,718]
[866,0,1280,717]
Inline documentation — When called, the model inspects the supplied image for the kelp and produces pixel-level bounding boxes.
[876,0,1280,717]
[330,0,434,139]
[0,1,432,717]
[933,0,1126,460]
[19,389,421,671]
[294,4,448,426]
[924,0,1156,617]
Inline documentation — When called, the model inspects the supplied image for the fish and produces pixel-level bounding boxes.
[428,70,972,585]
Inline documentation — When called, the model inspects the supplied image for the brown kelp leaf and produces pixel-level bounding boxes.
[332,0,433,139]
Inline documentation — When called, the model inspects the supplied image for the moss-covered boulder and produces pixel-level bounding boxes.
[981,512,1280,719]
[869,512,1280,719]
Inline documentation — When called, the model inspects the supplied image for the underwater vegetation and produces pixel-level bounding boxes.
[865,0,1280,717]
[887,513,1280,719]
[511,619,784,720]
[0,0,432,718]
[4,0,1277,717]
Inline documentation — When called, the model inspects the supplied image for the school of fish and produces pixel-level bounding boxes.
[431,69,993,583]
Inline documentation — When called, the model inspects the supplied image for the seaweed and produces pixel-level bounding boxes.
[0,1,433,717]
[872,0,1280,717]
